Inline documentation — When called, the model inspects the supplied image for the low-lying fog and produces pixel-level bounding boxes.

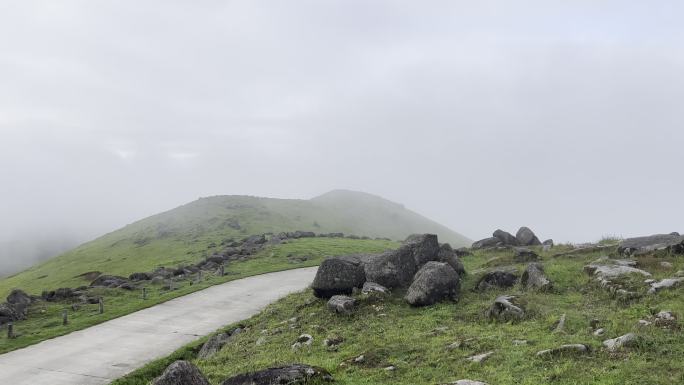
[1,1,683,276]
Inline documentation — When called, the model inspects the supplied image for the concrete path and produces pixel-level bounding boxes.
[0,267,318,385]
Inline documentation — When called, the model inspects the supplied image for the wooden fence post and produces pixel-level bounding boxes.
[99,297,104,314]
[7,323,14,339]
[62,309,68,326]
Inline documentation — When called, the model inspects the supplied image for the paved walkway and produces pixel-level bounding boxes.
[0,267,318,385]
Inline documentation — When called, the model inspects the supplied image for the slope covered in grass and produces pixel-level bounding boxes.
[113,246,684,385]
[0,190,468,297]
[0,237,397,353]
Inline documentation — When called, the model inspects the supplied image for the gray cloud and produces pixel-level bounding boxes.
[1,1,683,274]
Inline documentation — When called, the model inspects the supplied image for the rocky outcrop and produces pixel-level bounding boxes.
[516,227,542,246]
[513,247,539,262]
[486,295,525,322]
[647,278,684,294]
[312,255,366,298]
[220,364,333,385]
[618,233,684,256]
[152,361,210,385]
[198,328,242,359]
[493,230,519,246]
[521,263,552,291]
[472,237,501,249]
[405,262,460,306]
[475,269,519,291]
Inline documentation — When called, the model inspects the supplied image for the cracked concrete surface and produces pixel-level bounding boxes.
[0,267,317,385]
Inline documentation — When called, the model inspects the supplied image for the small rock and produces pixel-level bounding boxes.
[152,360,210,385]
[444,381,488,385]
[637,320,652,327]
[292,334,313,350]
[654,311,677,328]
[361,282,390,296]
[384,366,397,372]
[536,344,589,358]
[255,336,267,346]
[475,269,519,291]
[353,355,365,363]
[675,270,684,277]
[593,328,605,337]
[660,261,674,269]
[512,339,528,345]
[648,278,684,294]
[323,335,344,348]
[487,295,525,322]
[602,333,637,351]
[466,351,494,364]
[327,295,357,315]
[514,247,539,262]
[405,262,460,306]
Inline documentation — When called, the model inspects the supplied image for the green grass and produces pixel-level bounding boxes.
[0,237,397,354]
[0,191,469,296]
[113,246,684,385]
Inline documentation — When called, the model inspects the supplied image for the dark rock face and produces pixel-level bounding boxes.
[7,289,31,307]
[405,262,460,306]
[220,364,333,385]
[327,295,357,315]
[486,295,525,322]
[198,328,242,359]
[129,272,152,282]
[404,234,440,266]
[516,227,542,246]
[513,247,539,262]
[472,237,501,249]
[618,233,684,256]
[475,269,519,291]
[493,230,519,246]
[363,248,416,289]
[0,302,25,324]
[312,255,366,298]
[152,361,210,385]
[521,263,552,291]
[438,244,466,276]
[42,288,79,302]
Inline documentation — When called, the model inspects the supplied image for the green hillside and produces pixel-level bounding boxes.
[0,190,469,298]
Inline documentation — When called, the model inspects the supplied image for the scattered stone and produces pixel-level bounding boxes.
[619,233,684,256]
[437,244,466,276]
[312,255,366,298]
[637,320,652,327]
[487,295,525,322]
[152,360,210,385]
[516,227,542,246]
[493,230,519,246]
[198,328,242,359]
[327,295,357,315]
[584,261,651,279]
[513,247,539,262]
[220,364,333,385]
[521,263,552,291]
[475,269,518,291]
[644,279,656,284]
[405,262,460,306]
[537,344,589,358]
[291,334,313,350]
[472,237,502,249]
[660,261,674,269]
[384,365,397,372]
[593,328,605,337]
[648,278,684,294]
[255,336,267,346]
[323,335,344,348]
[552,314,566,333]
[603,333,637,351]
[512,339,528,345]
[353,355,365,363]
[466,351,494,364]
[443,380,488,385]
[654,311,677,328]
[361,281,390,296]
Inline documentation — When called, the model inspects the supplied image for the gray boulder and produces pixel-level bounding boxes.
[438,244,466,276]
[521,263,552,291]
[327,295,357,315]
[220,364,333,385]
[363,248,417,289]
[543,239,554,247]
[513,247,539,262]
[361,282,389,295]
[536,344,589,358]
[647,278,684,294]
[312,255,366,298]
[486,295,525,322]
[602,333,637,351]
[152,360,210,385]
[472,237,501,249]
[618,233,684,256]
[493,229,519,246]
[405,262,460,306]
[516,227,542,246]
[475,269,519,291]
[198,328,242,359]
[0,302,25,324]
[404,234,440,267]
[7,289,31,306]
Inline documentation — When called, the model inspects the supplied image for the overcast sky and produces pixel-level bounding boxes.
[1,0,683,268]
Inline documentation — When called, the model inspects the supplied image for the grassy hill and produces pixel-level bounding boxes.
[0,190,469,297]
[113,245,684,385]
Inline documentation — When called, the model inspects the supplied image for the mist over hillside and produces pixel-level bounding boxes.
[0,234,81,278]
